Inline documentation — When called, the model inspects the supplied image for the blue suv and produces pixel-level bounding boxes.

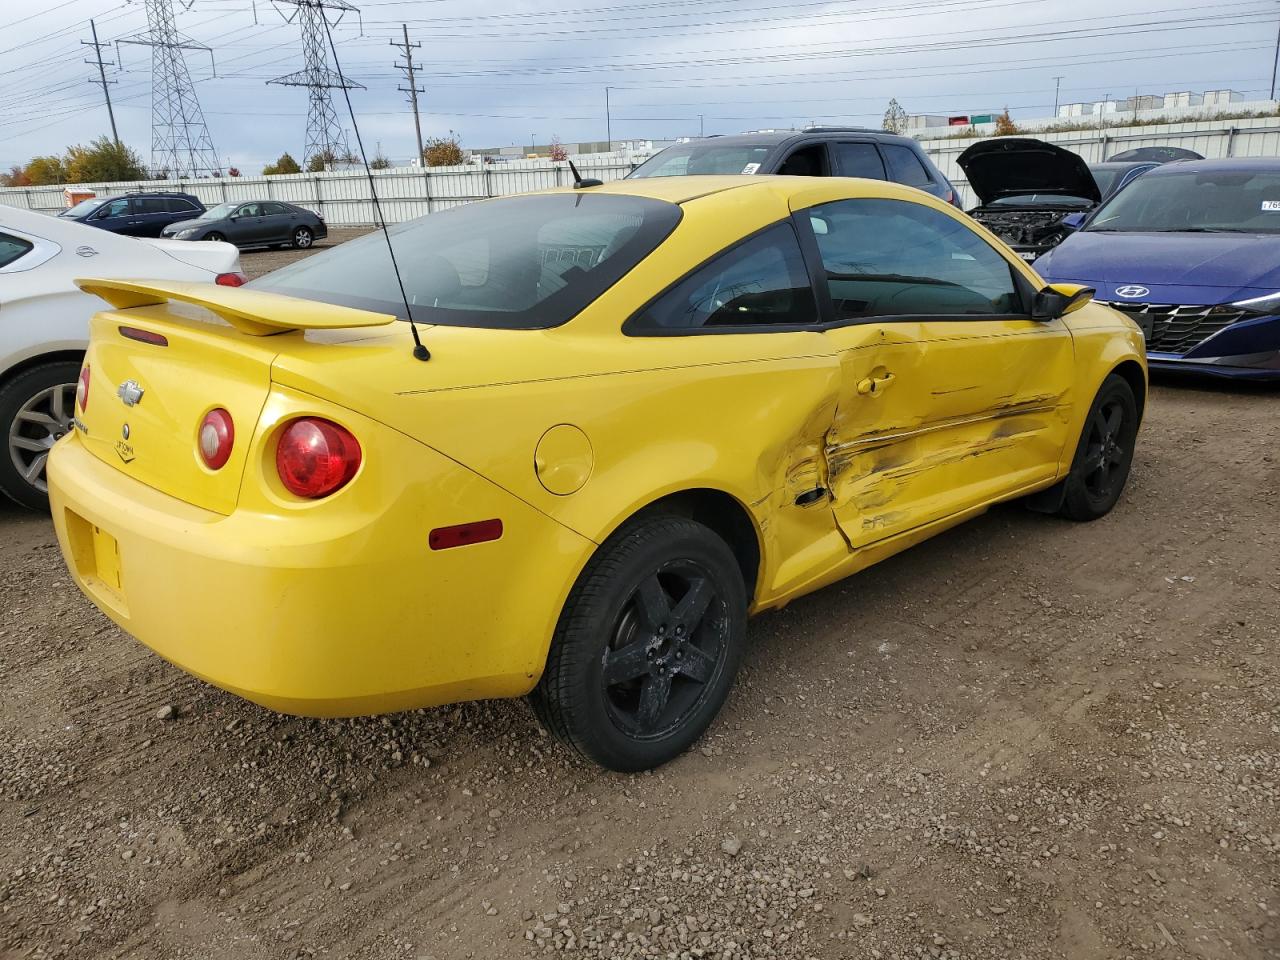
[57,191,206,238]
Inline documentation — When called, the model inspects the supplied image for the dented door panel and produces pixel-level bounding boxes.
[821,318,1075,548]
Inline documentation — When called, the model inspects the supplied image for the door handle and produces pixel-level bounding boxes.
[856,372,895,396]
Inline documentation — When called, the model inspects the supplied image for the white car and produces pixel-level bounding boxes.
[0,206,244,509]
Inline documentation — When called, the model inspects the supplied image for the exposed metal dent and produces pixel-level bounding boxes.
[826,400,1061,458]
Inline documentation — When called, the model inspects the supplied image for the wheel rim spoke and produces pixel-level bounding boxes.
[20,451,48,484]
[670,577,713,632]
[633,574,671,632]
[602,639,652,685]
[675,644,715,683]
[635,671,673,731]
[1103,403,1122,436]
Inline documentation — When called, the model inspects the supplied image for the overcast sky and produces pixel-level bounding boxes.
[1,0,1277,173]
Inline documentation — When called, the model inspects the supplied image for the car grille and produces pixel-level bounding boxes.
[1099,302,1245,355]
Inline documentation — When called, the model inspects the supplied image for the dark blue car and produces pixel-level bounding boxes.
[1036,158,1280,381]
[57,191,206,238]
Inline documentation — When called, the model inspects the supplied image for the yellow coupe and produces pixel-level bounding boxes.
[48,176,1146,771]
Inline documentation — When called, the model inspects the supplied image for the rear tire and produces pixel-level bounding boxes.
[1058,373,1139,521]
[0,360,82,511]
[530,516,748,772]
[292,226,314,249]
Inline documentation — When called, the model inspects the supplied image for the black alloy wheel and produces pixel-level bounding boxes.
[531,515,748,771]
[1059,373,1139,521]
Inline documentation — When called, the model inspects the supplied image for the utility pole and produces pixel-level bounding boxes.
[1052,76,1064,117]
[392,23,425,165]
[83,19,120,145]
[1272,12,1280,100]
[699,113,704,137]
[605,85,612,149]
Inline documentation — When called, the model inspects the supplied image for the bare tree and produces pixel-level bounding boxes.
[882,98,908,134]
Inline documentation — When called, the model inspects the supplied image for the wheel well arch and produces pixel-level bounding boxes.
[1,350,86,388]
[1110,359,1147,424]
[611,488,763,602]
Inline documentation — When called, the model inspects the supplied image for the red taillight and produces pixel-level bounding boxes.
[76,365,90,413]
[429,519,503,550]
[276,417,361,499]
[119,325,169,346]
[198,408,234,470]
[215,271,247,287]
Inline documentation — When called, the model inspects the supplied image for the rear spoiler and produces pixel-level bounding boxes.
[75,278,397,337]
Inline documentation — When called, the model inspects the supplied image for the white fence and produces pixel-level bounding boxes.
[3,115,1280,222]
[0,155,645,225]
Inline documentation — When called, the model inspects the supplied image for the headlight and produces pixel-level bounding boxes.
[1215,291,1280,316]
[175,228,199,239]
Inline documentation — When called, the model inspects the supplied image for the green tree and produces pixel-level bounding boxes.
[64,136,147,182]
[263,152,301,175]
[23,155,69,185]
[369,154,391,169]
[306,149,336,173]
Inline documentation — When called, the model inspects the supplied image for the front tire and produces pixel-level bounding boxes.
[0,361,82,511]
[1058,373,1139,521]
[292,226,314,249]
[205,231,226,243]
[531,516,748,772]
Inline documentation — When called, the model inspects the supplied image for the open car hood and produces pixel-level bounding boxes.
[958,138,1101,206]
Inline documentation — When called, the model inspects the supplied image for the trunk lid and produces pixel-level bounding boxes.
[143,236,242,275]
[73,279,395,514]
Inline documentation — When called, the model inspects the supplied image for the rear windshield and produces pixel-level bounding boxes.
[250,193,682,329]
[629,142,773,177]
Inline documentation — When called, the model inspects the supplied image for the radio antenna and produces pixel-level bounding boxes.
[321,13,429,361]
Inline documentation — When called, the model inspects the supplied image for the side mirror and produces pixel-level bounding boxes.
[229,214,240,221]
[1032,283,1094,320]
[1060,211,1086,231]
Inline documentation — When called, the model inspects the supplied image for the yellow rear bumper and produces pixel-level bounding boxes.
[48,430,594,716]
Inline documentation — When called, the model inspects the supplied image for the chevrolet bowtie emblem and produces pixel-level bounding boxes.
[117,379,145,407]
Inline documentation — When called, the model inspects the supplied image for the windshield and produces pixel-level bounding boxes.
[250,193,682,329]
[629,141,773,178]
[61,197,106,217]
[1087,169,1280,233]
[988,194,1094,208]
[199,202,238,220]
[1087,168,1124,197]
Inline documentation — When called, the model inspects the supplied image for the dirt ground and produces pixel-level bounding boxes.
[0,237,1276,960]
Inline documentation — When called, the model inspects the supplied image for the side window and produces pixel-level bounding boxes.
[881,145,933,188]
[166,198,198,213]
[262,202,288,215]
[97,199,131,219]
[137,198,168,215]
[833,142,886,180]
[632,222,817,331]
[238,203,262,217]
[0,232,33,269]
[807,198,1023,321]
[777,144,828,177]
